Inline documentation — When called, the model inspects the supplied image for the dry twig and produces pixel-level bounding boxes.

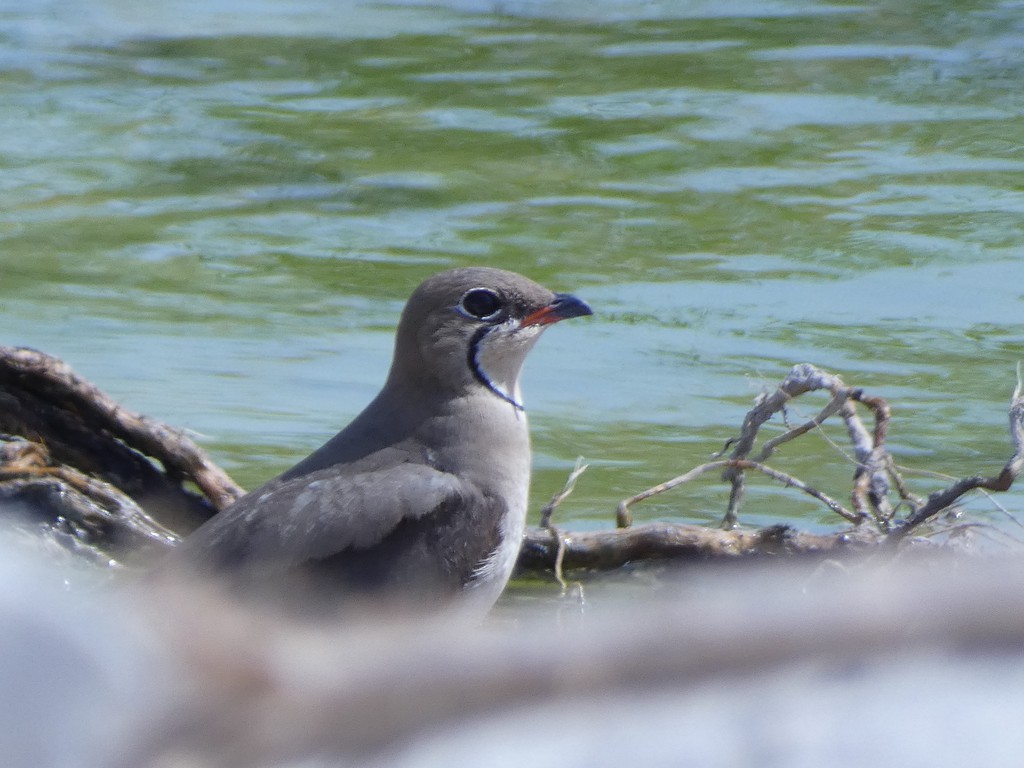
[615,458,859,529]
[718,364,893,528]
[888,378,1024,540]
[536,457,589,589]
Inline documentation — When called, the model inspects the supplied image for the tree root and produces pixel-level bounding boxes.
[0,346,240,552]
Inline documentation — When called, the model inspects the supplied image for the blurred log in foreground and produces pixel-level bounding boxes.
[0,346,1021,576]
[6,538,1024,768]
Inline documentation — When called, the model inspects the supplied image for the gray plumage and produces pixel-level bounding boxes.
[177,267,591,611]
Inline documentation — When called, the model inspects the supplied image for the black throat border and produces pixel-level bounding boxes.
[467,326,525,411]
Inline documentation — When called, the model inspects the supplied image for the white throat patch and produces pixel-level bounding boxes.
[469,321,544,411]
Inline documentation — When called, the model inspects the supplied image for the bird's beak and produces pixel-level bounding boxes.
[522,292,594,327]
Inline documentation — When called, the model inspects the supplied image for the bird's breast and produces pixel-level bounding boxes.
[410,394,531,602]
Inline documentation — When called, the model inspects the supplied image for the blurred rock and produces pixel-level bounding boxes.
[3,522,1024,768]
[0,523,173,768]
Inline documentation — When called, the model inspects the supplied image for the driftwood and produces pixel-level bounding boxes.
[518,521,884,574]
[0,346,238,561]
[523,363,1024,578]
[1,347,1022,576]
[0,346,242,509]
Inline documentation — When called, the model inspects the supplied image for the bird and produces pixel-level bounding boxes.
[175,267,592,614]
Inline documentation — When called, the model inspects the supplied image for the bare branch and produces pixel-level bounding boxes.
[752,388,849,463]
[538,457,589,529]
[721,364,856,527]
[847,391,894,526]
[616,459,860,529]
[889,386,1024,540]
[617,460,733,528]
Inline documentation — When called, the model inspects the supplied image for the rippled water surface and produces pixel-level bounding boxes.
[2,0,1023,540]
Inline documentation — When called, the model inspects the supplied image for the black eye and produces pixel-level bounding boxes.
[459,288,503,320]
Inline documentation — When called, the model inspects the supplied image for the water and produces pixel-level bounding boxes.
[2,0,1023,544]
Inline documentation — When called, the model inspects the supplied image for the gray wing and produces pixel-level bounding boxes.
[185,462,472,571]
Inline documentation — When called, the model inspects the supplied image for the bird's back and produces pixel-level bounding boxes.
[178,387,527,609]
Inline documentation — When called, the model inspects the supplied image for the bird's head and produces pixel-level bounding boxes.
[389,267,592,410]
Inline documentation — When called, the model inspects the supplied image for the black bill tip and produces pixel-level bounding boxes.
[523,292,593,327]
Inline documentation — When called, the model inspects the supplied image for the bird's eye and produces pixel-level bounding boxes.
[459,288,503,320]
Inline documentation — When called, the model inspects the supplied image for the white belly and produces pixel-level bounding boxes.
[462,488,528,612]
